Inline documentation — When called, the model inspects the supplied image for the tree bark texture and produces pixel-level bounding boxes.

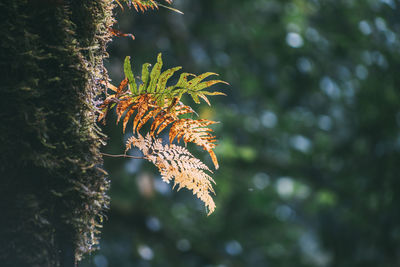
[0,1,114,266]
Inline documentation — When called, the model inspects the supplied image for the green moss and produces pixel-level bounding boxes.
[0,0,114,265]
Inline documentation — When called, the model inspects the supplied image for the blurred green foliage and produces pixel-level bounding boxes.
[82,0,400,266]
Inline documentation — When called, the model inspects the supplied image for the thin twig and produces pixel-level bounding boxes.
[101,152,144,159]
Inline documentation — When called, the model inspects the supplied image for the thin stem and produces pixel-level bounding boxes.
[101,152,144,159]
[156,2,184,14]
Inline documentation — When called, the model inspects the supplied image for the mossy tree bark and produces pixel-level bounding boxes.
[0,1,114,266]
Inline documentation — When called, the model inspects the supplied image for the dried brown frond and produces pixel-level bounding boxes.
[125,134,216,215]
[125,133,153,155]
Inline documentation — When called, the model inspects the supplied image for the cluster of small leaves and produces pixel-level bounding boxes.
[99,53,226,214]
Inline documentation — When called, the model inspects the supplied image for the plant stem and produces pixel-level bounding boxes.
[101,152,144,159]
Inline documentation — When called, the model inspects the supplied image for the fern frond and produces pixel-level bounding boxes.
[170,71,228,105]
[99,53,228,214]
[125,133,153,155]
[117,94,157,133]
[140,53,228,105]
[126,134,216,215]
[115,0,174,12]
[103,53,226,106]
[101,53,226,139]
[169,119,219,169]
[150,103,194,135]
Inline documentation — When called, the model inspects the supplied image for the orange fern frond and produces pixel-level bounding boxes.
[132,0,158,12]
[169,119,219,169]
[125,134,216,215]
[116,0,175,13]
[150,103,194,135]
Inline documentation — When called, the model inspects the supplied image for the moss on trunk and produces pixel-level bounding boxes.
[0,0,114,265]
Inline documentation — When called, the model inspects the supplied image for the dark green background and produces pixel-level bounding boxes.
[82,0,400,266]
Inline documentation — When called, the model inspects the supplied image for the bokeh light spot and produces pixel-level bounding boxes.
[286,32,304,48]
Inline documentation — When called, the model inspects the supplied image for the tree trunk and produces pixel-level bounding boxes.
[0,1,114,266]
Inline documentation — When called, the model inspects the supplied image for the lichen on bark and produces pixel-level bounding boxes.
[0,0,114,265]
